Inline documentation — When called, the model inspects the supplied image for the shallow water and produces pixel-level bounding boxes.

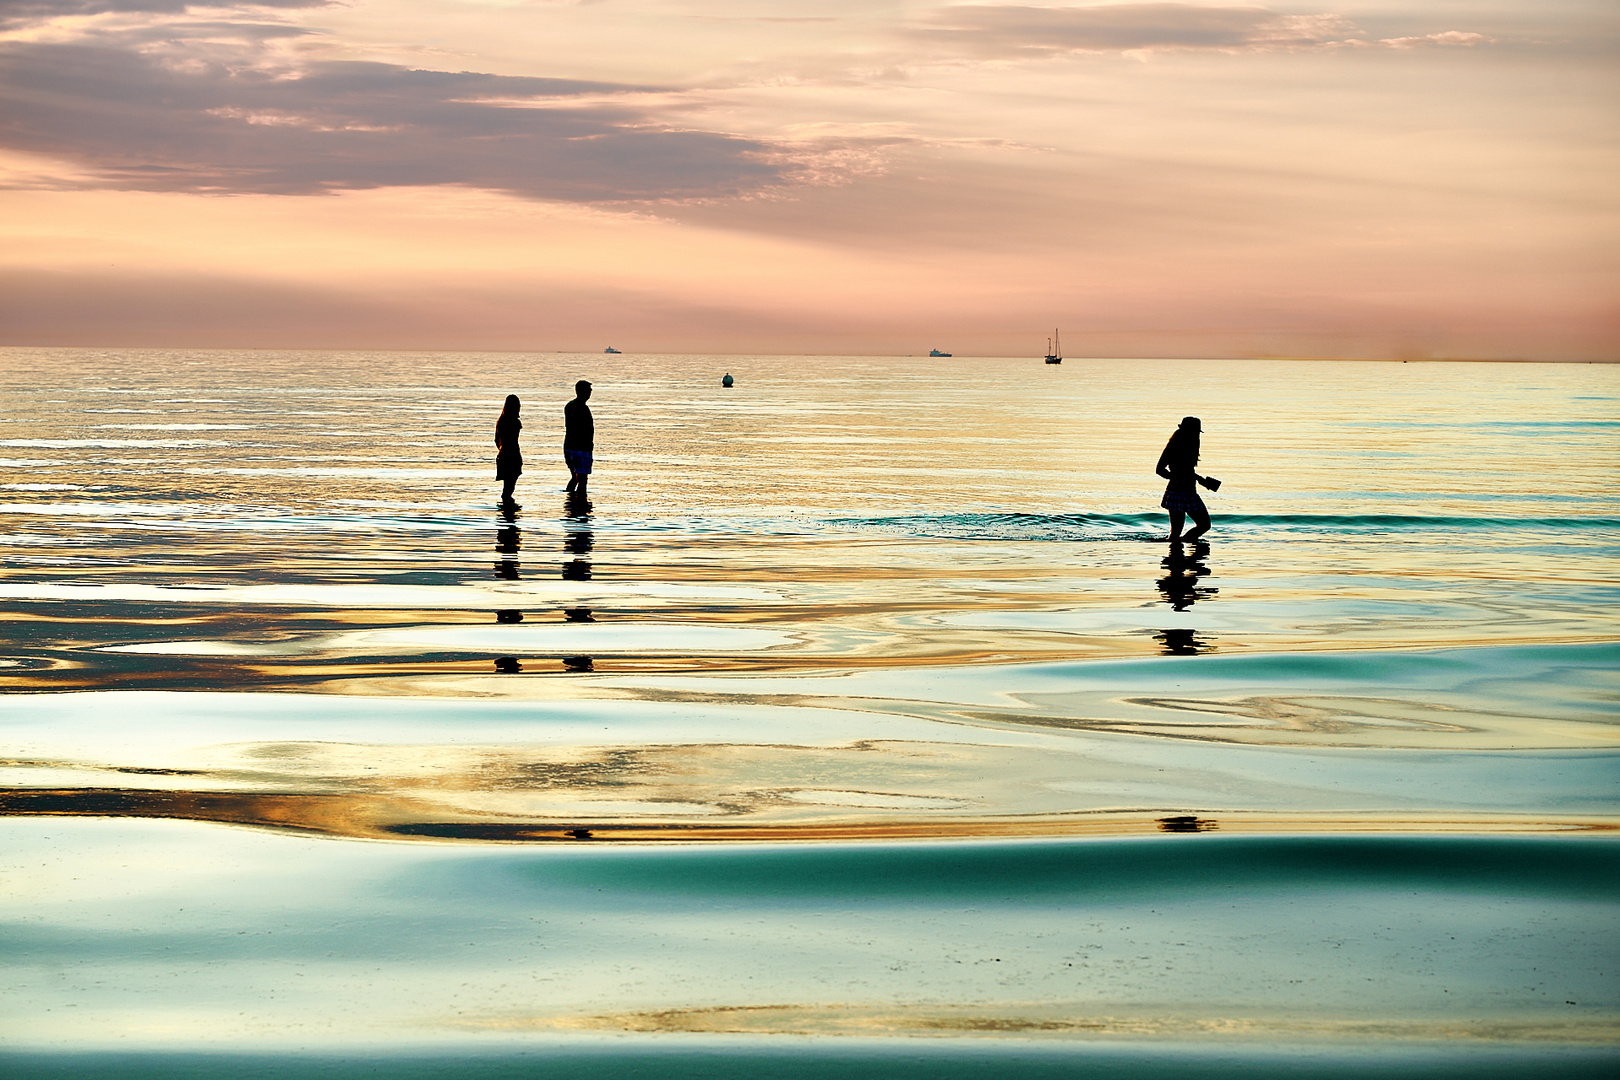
[0,349,1616,1065]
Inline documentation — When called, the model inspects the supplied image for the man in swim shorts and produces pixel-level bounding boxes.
[564,380,593,496]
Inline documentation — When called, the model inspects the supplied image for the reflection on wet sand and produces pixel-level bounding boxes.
[504,1003,1619,1043]
[3,786,1606,843]
[1145,542,1215,654]
[561,496,595,669]
[494,518,521,581]
[1153,628,1211,655]
[1156,541,1214,607]
[3,711,1614,843]
[563,493,593,581]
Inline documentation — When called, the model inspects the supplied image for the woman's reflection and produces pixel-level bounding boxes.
[494,517,521,581]
[1153,628,1213,656]
[1156,540,1215,612]
[1154,540,1216,655]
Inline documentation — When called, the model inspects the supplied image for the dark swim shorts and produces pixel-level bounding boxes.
[564,449,593,475]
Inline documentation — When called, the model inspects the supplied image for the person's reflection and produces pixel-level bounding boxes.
[561,494,595,671]
[1156,541,1215,612]
[494,517,521,581]
[562,493,592,581]
[1153,628,1212,656]
[1154,540,1216,655]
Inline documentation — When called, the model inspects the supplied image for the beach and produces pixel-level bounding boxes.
[1,349,1616,1075]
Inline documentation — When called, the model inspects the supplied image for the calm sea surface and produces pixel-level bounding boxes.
[1,349,1617,1072]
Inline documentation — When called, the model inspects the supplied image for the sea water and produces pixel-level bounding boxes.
[0,349,1616,1075]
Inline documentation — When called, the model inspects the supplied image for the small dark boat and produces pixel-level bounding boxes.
[1044,329,1062,364]
[929,348,952,357]
[603,346,620,354]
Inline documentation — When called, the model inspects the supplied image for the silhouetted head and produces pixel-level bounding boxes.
[1167,415,1201,464]
[575,380,592,401]
[502,394,520,415]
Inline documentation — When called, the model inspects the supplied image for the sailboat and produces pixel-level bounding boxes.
[1044,329,1062,364]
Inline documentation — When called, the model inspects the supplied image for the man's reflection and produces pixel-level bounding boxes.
[561,494,595,671]
[562,493,592,581]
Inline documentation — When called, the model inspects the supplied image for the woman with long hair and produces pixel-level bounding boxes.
[1155,416,1217,542]
[495,395,522,507]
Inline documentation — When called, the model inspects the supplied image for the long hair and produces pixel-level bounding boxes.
[1166,418,1200,467]
[497,394,521,451]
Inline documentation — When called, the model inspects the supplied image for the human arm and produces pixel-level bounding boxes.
[1155,441,1175,481]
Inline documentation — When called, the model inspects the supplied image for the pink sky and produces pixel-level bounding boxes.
[1,1,1615,359]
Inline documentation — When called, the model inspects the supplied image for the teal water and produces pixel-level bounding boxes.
[0,350,1617,1067]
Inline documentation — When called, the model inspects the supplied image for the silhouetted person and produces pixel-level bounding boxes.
[1155,416,1219,542]
[496,394,522,507]
[564,380,593,496]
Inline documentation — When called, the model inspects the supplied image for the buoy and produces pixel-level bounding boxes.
[722,373,734,387]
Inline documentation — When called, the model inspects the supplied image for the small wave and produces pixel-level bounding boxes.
[821,511,1620,541]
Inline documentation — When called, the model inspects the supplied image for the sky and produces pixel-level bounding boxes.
[0,0,1615,358]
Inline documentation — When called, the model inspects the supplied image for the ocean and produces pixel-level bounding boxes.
[1,348,1616,1076]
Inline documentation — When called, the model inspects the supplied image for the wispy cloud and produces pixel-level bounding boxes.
[908,4,1491,59]
[0,0,327,31]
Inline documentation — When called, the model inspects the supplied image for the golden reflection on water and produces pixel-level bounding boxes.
[2,352,1617,839]
[3,725,1615,843]
[484,1003,1620,1043]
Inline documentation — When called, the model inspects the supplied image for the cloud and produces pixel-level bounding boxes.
[909,4,1491,58]
[0,11,786,201]
[0,0,327,30]
[1376,31,1492,50]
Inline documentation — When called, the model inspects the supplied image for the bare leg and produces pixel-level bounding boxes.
[1166,509,1185,542]
[574,472,588,497]
[501,478,516,504]
[1182,505,1211,541]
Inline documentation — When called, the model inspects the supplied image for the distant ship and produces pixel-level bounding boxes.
[603,346,620,354]
[1044,329,1062,364]
[929,348,952,357]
